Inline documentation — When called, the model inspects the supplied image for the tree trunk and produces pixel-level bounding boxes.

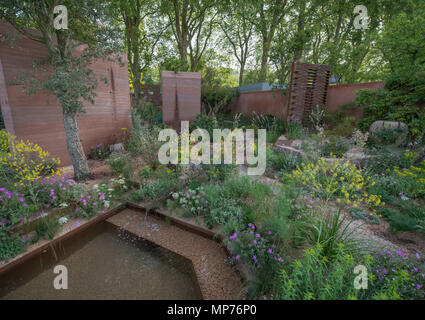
[62,109,92,181]
[259,40,270,82]
[239,62,245,85]
[132,71,142,107]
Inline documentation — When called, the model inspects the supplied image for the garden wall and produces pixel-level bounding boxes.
[229,81,385,120]
[161,70,201,131]
[0,22,131,166]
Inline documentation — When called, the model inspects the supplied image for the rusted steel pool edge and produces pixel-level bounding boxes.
[1,200,248,290]
[0,203,126,275]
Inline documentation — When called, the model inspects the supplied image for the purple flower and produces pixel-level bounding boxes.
[229,232,238,240]
[252,255,257,261]
[416,284,423,290]
[235,255,240,260]
[416,253,421,260]
[256,233,260,238]
[382,268,388,275]
[267,249,273,254]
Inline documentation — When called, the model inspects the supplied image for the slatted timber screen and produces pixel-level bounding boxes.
[286,62,331,126]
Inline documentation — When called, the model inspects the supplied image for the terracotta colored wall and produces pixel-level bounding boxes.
[161,71,201,129]
[0,22,131,165]
[230,90,288,119]
[230,81,384,120]
[327,81,385,118]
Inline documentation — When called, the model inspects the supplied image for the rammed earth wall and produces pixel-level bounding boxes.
[0,22,131,165]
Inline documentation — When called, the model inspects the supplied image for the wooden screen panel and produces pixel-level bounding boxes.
[286,62,331,126]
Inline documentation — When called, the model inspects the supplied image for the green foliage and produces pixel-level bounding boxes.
[295,207,361,260]
[379,207,419,234]
[225,222,285,298]
[321,136,350,158]
[372,250,425,300]
[33,214,61,242]
[131,100,162,126]
[349,207,380,224]
[275,244,372,300]
[201,86,239,116]
[370,128,404,146]
[265,147,301,177]
[127,126,163,169]
[130,176,176,202]
[285,119,307,140]
[189,114,219,138]
[356,67,425,139]
[0,228,25,261]
[108,152,134,181]
[326,116,357,137]
[0,130,9,153]
[87,144,111,161]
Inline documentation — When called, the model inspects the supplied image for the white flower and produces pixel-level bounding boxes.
[103,201,110,208]
[92,184,99,190]
[40,212,48,218]
[108,188,114,192]
[172,193,179,199]
[58,217,68,225]
[59,202,69,208]
[118,179,125,185]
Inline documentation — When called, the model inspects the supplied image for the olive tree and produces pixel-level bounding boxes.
[0,0,119,181]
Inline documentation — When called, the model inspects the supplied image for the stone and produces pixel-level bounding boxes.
[110,143,124,152]
[291,139,303,148]
[275,135,291,147]
[273,145,304,157]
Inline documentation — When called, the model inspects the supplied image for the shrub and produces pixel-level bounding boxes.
[363,150,413,175]
[127,126,163,169]
[370,127,404,146]
[0,227,25,261]
[371,250,425,300]
[321,136,350,158]
[87,144,111,160]
[225,222,285,298]
[275,244,373,300]
[130,177,176,202]
[0,187,37,229]
[0,130,9,153]
[286,117,307,140]
[378,208,420,234]
[287,158,384,213]
[266,147,301,176]
[356,67,425,139]
[189,113,219,138]
[33,213,61,241]
[0,132,63,184]
[108,152,134,181]
[327,116,357,137]
[295,207,362,260]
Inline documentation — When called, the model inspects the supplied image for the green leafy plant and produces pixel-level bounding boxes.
[275,243,373,300]
[321,136,350,158]
[0,228,25,261]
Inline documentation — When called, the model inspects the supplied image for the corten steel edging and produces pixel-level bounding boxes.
[0,203,126,276]
[126,201,218,241]
[125,201,248,283]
